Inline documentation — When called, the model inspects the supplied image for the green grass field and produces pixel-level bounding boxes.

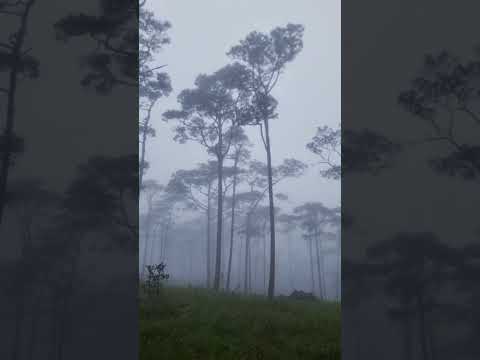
[140,286,340,360]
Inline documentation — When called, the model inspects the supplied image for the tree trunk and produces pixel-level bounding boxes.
[139,120,148,190]
[244,214,251,294]
[0,0,36,226]
[141,208,152,279]
[308,238,315,294]
[237,231,243,291]
[139,103,154,189]
[263,228,267,295]
[148,225,156,266]
[264,119,276,299]
[206,185,212,287]
[226,156,239,291]
[314,234,324,299]
[213,155,224,290]
[286,233,294,292]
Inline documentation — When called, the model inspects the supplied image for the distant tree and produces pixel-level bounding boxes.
[293,202,338,299]
[228,23,305,299]
[224,128,251,290]
[149,185,181,266]
[140,180,163,277]
[398,48,480,356]
[167,161,218,287]
[139,4,172,188]
[367,232,459,360]
[6,178,59,360]
[164,63,252,290]
[236,158,306,294]
[0,0,38,226]
[277,213,298,293]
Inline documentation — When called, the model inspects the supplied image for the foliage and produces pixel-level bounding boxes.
[398,49,480,180]
[163,63,250,158]
[307,125,400,179]
[144,263,169,297]
[54,0,138,93]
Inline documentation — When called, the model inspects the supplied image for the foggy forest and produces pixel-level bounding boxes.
[138,1,341,358]
[2,0,479,360]
[139,1,341,299]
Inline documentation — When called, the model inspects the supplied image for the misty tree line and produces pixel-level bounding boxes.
[341,47,480,359]
[138,3,341,300]
[1,1,139,359]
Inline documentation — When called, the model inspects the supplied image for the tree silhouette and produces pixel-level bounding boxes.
[397,46,480,358]
[140,179,163,277]
[235,158,306,294]
[0,0,38,226]
[167,161,218,287]
[228,23,305,299]
[367,232,460,360]
[399,50,480,180]
[54,0,138,93]
[139,4,172,188]
[293,202,338,299]
[164,63,252,290]
[277,213,298,293]
[224,128,251,291]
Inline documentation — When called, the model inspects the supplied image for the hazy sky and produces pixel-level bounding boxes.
[144,0,341,212]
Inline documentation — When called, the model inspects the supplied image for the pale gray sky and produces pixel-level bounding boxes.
[145,0,341,212]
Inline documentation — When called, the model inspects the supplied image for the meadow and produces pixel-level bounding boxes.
[140,286,340,360]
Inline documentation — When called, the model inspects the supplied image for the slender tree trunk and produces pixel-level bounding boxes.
[213,155,224,290]
[148,224,158,266]
[141,209,152,279]
[189,242,193,285]
[206,186,212,287]
[139,123,148,189]
[264,119,276,299]
[159,226,164,262]
[336,245,341,300]
[244,215,251,294]
[163,223,169,265]
[263,228,267,295]
[286,233,294,292]
[237,231,243,291]
[226,157,239,291]
[248,237,252,293]
[139,101,156,189]
[314,230,324,299]
[308,238,315,294]
[0,0,36,226]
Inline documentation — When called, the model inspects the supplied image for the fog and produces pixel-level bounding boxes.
[140,0,341,298]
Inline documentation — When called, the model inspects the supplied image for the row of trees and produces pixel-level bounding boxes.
[137,5,345,299]
[157,22,306,299]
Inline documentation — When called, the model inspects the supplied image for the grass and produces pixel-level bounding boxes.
[140,286,340,360]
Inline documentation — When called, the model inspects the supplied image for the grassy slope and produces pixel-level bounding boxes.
[140,286,340,360]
